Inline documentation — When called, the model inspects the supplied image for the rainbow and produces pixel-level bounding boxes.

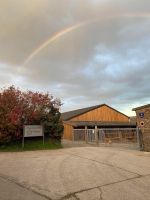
[24,13,150,65]
[23,22,86,65]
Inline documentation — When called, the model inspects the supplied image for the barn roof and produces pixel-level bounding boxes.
[61,104,129,121]
[63,121,136,127]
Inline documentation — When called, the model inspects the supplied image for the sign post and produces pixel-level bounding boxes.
[22,125,44,148]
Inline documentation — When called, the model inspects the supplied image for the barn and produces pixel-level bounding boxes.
[62,104,136,141]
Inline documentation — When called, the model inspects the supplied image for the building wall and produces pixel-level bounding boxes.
[63,105,129,140]
[63,123,73,140]
[70,105,129,122]
[135,107,150,151]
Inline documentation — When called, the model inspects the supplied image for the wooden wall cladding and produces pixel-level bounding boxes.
[70,105,129,122]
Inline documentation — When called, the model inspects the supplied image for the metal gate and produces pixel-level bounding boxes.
[87,129,96,142]
[98,128,138,144]
[73,129,96,142]
[73,128,140,149]
[73,129,85,141]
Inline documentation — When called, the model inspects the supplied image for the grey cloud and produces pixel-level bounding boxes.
[0,0,150,115]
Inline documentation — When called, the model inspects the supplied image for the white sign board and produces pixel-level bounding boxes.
[22,125,44,148]
[24,125,43,137]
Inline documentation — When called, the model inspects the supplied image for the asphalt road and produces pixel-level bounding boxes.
[0,147,150,200]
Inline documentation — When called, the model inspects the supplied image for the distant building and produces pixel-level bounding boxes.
[62,104,136,140]
[133,104,150,151]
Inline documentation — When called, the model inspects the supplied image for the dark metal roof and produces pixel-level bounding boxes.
[61,104,103,120]
[132,104,150,111]
[63,121,136,127]
[61,104,129,121]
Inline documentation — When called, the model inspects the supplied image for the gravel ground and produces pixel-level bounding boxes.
[0,146,150,200]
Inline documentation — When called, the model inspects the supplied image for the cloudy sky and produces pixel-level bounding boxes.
[0,0,150,116]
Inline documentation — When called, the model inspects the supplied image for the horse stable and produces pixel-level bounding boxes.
[62,104,137,144]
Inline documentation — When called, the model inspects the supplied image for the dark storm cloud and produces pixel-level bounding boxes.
[0,0,150,115]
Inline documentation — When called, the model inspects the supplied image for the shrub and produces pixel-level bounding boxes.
[0,86,63,144]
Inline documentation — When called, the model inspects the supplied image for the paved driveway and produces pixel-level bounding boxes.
[0,147,150,200]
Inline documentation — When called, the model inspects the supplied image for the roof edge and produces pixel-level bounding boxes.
[132,104,150,111]
[64,104,105,120]
[63,104,129,121]
[63,120,136,127]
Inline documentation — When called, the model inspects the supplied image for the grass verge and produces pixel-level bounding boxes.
[0,138,62,152]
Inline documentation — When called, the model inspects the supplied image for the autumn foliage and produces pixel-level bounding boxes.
[0,86,63,144]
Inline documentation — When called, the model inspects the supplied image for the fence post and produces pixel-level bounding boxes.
[85,126,88,144]
[95,125,99,145]
[72,128,74,141]
[136,127,143,150]
[119,128,122,143]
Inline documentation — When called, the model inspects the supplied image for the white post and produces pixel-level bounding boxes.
[85,126,88,144]
[95,125,99,145]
